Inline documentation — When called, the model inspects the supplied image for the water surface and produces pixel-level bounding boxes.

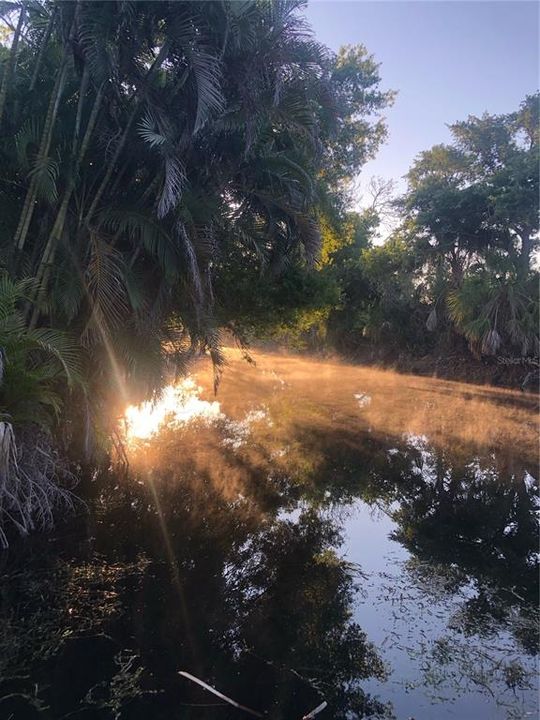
[1,350,538,720]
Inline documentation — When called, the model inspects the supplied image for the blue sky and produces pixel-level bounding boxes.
[304,1,539,205]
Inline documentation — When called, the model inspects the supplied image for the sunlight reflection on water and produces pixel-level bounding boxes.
[124,379,222,439]
[124,376,273,452]
[119,349,539,720]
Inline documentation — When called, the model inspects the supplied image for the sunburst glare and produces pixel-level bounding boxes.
[124,379,222,440]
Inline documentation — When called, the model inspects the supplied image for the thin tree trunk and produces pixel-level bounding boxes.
[107,156,131,199]
[518,229,532,280]
[83,110,137,227]
[14,59,69,251]
[72,65,90,156]
[14,5,81,254]
[0,2,26,127]
[29,6,57,92]
[29,83,104,327]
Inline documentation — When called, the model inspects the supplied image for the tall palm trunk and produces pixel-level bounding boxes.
[29,81,105,328]
[0,2,26,127]
[43,77,104,273]
[14,5,81,254]
[518,228,533,280]
[14,59,69,252]
[82,111,136,230]
[37,59,90,273]
[29,7,57,93]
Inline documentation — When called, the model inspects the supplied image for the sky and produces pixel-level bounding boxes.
[304,1,539,207]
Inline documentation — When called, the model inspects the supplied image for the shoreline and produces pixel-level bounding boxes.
[242,341,539,392]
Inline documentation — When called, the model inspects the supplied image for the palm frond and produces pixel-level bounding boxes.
[15,117,42,171]
[83,233,128,341]
[189,47,224,133]
[138,110,167,149]
[28,154,59,203]
[23,328,82,386]
[157,156,186,219]
[100,208,179,270]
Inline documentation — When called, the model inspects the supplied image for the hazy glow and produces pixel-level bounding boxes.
[123,349,538,484]
[186,348,539,471]
[124,379,222,440]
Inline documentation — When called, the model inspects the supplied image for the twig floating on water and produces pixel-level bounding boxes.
[302,701,328,719]
[178,670,264,718]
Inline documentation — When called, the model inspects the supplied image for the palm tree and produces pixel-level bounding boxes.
[0,0,393,543]
[447,262,539,357]
[0,272,81,547]
[0,0,390,436]
[1,2,329,386]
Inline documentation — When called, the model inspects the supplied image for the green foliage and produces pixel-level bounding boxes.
[401,96,540,357]
[321,44,396,196]
[0,0,392,412]
[328,227,430,354]
[323,94,539,361]
[404,94,539,279]
[0,273,81,547]
[0,272,82,428]
[215,259,340,348]
[447,267,539,357]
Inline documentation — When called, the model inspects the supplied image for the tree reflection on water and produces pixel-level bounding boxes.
[1,352,538,719]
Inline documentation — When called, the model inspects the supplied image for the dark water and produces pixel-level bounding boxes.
[1,351,538,720]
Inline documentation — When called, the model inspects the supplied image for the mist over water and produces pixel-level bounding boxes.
[2,350,538,720]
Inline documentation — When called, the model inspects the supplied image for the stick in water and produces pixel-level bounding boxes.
[178,671,264,718]
[303,701,328,719]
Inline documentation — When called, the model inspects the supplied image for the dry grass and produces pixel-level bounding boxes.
[0,423,79,548]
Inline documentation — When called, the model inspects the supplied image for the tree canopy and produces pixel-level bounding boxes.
[0,1,537,546]
[305,94,539,361]
[0,0,394,542]
[0,0,391,411]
